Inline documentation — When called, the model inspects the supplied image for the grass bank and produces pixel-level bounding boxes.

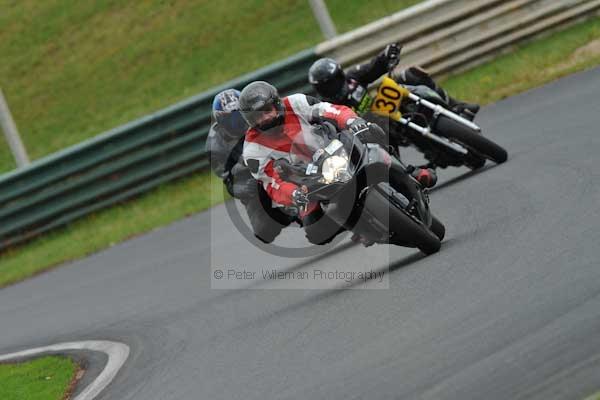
[0,0,419,172]
[584,392,600,400]
[0,16,599,288]
[441,18,600,102]
[0,356,79,400]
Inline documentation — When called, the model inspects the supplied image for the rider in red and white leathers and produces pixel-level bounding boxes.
[240,81,435,245]
[244,98,355,206]
[240,81,363,245]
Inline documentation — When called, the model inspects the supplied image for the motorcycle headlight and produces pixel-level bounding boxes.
[320,155,351,184]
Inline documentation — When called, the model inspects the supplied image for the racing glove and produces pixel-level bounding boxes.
[229,163,256,200]
[291,186,309,207]
[347,118,369,135]
[348,118,387,147]
[383,43,401,62]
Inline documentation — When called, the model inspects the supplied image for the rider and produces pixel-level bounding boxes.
[239,81,436,245]
[206,89,293,243]
[308,43,480,121]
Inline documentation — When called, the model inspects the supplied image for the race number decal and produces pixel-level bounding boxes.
[371,76,408,121]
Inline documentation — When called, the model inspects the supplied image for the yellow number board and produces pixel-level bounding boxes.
[371,76,409,121]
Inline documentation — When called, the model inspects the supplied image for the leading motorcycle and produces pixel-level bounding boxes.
[274,123,445,255]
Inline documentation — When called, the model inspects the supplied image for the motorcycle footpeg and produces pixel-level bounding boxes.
[460,109,476,122]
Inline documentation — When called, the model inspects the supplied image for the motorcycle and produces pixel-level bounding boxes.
[345,47,508,170]
[274,123,445,255]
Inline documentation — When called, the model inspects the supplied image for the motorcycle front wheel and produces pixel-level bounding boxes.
[363,187,441,255]
[435,115,508,164]
[430,215,445,241]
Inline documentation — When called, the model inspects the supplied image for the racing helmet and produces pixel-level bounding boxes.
[211,89,248,140]
[308,58,348,101]
[239,81,285,133]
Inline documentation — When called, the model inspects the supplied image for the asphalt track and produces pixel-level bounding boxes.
[1,68,600,400]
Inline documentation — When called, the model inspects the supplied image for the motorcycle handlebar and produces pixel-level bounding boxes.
[387,43,403,73]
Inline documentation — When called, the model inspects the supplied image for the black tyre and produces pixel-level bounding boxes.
[435,115,508,164]
[415,229,442,255]
[466,155,486,170]
[363,188,441,255]
[430,215,445,241]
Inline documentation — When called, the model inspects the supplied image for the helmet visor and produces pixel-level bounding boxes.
[245,106,284,131]
[315,72,347,101]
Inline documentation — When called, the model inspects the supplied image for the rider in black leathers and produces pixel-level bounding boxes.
[308,43,480,121]
[206,89,293,243]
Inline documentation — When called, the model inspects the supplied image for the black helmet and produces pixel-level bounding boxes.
[239,81,285,132]
[308,58,348,101]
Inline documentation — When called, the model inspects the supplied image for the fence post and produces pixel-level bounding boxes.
[308,0,337,39]
[0,89,30,168]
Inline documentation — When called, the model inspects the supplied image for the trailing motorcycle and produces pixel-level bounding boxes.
[345,47,508,170]
[274,123,445,254]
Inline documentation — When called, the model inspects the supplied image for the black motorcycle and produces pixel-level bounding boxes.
[345,47,508,170]
[274,123,445,255]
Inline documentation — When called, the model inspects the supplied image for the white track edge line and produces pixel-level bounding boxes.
[0,340,130,400]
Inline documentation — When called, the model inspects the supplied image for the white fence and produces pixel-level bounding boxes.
[316,0,600,76]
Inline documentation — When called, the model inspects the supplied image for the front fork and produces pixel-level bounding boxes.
[397,115,469,156]
[391,92,482,157]
[406,93,480,132]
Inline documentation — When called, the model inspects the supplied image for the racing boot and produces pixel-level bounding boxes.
[408,166,437,188]
[448,97,480,121]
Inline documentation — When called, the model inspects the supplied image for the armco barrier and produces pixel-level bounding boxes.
[1,0,598,250]
[0,49,319,250]
[317,0,600,77]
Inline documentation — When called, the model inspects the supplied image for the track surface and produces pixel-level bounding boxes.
[1,69,600,400]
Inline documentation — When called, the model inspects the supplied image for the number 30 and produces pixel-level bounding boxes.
[375,99,396,112]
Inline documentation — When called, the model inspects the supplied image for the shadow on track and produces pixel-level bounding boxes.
[174,163,501,324]
[207,240,358,298]
[285,240,357,273]
[431,164,495,193]
[389,252,427,273]
[147,246,430,335]
[186,250,430,343]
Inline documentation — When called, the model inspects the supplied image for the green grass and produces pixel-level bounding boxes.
[0,14,599,289]
[0,356,79,400]
[0,171,224,288]
[440,17,600,104]
[0,0,418,173]
[325,0,422,33]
